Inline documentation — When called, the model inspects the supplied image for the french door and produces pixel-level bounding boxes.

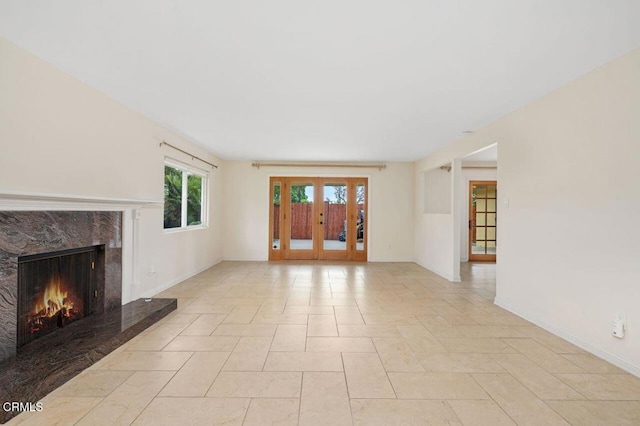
[269,177,367,261]
[469,181,497,261]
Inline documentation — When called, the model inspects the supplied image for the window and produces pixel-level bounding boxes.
[164,162,208,230]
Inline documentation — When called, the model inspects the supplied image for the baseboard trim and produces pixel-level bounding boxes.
[414,260,455,282]
[222,257,268,262]
[221,258,415,263]
[494,297,640,377]
[143,258,223,298]
[368,258,415,263]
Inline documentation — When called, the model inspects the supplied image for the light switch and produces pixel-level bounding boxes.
[503,197,509,208]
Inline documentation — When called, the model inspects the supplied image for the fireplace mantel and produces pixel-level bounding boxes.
[0,189,162,211]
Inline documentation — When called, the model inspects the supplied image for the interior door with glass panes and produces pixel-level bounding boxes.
[469,181,497,261]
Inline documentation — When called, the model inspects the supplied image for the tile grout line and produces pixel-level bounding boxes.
[467,372,520,425]
[297,372,304,425]
[340,352,356,425]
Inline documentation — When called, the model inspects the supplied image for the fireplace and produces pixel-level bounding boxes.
[0,211,122,362]
[0,208,177,424]
[17,246,103,347]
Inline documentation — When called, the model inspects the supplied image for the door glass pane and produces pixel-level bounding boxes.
[487,241,496,253]
[487,227,496,240]
[290,183,314,250]
[487,213,496,226]
[323,183,347,251]
[487,185,497,198]
[475,186,487,197]
[487,199,496,213]
[356,183,366,251]
[476,213,486,226]
[476,199,486,212]
[475,227,486,240]
[472,240,486,254]
[272,182,281,250]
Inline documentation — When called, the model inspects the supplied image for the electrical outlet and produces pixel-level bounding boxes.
[612,315,626,339]
[619,314,627,327]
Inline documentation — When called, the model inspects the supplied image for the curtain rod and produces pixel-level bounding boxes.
[440,165,497,172]
[160,141,218,169]
[252,162,386,171]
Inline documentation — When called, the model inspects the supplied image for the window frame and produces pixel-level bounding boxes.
[163,159,209,232]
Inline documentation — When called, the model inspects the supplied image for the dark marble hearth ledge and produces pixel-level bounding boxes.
[0,298,176,424]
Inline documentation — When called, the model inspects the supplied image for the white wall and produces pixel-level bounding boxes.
[0,36,223,300]
[414,164,458,280]
[414,212,455,279]
[423,167,451,214]
[222,162,415,262]
[414,47,640,375]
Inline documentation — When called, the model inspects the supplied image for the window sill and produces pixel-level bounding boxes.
[163,225,208,235]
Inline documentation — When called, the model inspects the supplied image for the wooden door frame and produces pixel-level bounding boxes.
[468,180,497,262]
[268,176,368,261]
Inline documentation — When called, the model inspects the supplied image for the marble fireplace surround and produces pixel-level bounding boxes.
[0,211,122,362]
[0,190,161,363]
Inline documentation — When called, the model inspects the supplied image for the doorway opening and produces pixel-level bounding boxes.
[269,177,367,261]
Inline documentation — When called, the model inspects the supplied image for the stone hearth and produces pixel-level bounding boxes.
[0,297,176,424]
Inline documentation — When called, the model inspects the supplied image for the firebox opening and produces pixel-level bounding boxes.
[17,245,104,347]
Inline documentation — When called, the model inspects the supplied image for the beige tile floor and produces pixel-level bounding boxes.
[8,262,640,425]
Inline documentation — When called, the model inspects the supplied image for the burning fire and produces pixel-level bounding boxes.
[28,277,80,334]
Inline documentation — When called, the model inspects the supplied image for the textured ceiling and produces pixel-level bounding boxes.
[1,1,639,161]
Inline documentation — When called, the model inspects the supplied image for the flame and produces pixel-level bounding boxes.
[26,274,83,336]
[31,276,76,319]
